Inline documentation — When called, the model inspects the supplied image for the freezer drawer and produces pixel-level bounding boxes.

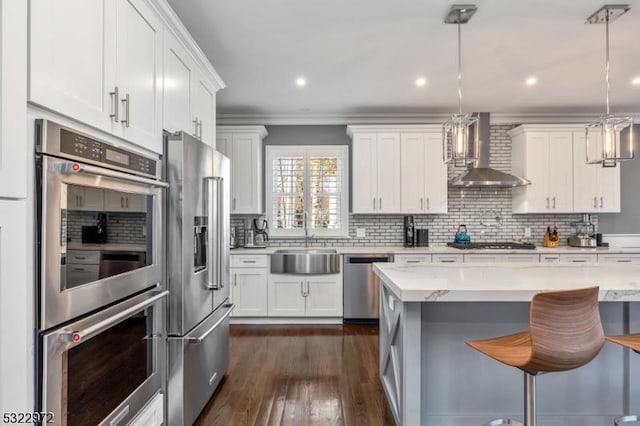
[168,302,234,426]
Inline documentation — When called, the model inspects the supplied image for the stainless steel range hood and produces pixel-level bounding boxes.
[449,113,531,187]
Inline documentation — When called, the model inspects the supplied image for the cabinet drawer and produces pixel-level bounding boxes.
[464,254,501,263]
[67,250,101,265]
[597,254,640,264]
[230,254,268,268]
[432,254,462,263]
[540,254,560,263]
[394,254,431,264]
[501,254,539,263]
[559,254,597,264]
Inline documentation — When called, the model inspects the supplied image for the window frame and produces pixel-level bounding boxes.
[265,145,349,238]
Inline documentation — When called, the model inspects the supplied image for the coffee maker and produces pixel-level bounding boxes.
[568,214,597,248]
[253,218,269,248]
[403,216,415,247]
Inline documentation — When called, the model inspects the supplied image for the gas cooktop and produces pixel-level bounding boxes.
[446,242,537,250]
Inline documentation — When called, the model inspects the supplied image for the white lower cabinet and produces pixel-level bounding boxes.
[432,254,463,263]
[230,268,268,317]
[268,273,342,317]
[559,254,597,264]
[129,393,163,426]
[394,254,431,264]
[597,254,640,264]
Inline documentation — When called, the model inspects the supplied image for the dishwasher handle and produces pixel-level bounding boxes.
[347,256,393,264]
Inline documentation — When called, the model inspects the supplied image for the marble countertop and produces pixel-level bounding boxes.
[372,262,640,303]
[230,245,640,255]
[67,242,147,252]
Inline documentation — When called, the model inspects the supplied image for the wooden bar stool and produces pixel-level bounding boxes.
[466,287,605,426]
[605,334,640,425]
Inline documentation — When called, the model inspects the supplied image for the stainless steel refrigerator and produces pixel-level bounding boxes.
[164,131,233,426]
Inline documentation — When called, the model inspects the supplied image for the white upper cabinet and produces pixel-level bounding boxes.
[192,73,216,147]
[510,126,574,213]
[400,131,447,214]
[216,126,268,214]
[162,33,217,148]
[30,0,224,154]
[29,0,114,131]
[349,128,401,214]
[0,0,27,198]
[572,131,621,213]
[349,125,445,214]
[162,32,193,135]
[115,0,163,152]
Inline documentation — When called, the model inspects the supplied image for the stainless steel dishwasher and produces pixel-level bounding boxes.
[343,253,393,320]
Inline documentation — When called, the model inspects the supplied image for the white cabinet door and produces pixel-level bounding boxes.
[0,201,30,415]
[29,0,115,132]
[163,32,193,135]
[501,254,539,263]
[394,254,431,264]
[216,133,232,157]
[559,254,597,264]
[0,0,27,198]
[572,132,599,213]
[424,132,448,213]
[464,254,502,263]
[376,133,401,213]
[115,0,163,153]
[231,133,262,214]
[231,268,267,317]
[432,254,463,263]
[400,133,424,213]
[305,275,342,317]
[525,133,550,212]
[193,73,216,147]
[268,275,305,317]
[547,133,573,213]
[597,164,620,212]
[67,186,105,211]
[352,133,378,213]
[598,254,640,264]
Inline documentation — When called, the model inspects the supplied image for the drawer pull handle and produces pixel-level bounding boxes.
[406,260,421,263]
[617,259,632,263]
[242,260,257,263]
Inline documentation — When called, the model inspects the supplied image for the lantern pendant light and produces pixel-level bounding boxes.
[442,4,479,167]
[585,4,635,167]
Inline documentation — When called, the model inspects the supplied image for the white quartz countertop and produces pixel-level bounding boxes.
[67,243,147,252]
[372,262,640,303]
[230,245,640,255]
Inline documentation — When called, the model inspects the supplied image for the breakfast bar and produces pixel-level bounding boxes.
[373,262,640,426]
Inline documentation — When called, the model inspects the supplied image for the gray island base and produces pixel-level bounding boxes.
[373,262,640,426]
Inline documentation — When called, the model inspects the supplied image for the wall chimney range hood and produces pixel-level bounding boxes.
[449,113,531,187]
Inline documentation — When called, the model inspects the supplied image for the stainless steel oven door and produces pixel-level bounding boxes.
[38,155,167,329]
[41,290,167,426]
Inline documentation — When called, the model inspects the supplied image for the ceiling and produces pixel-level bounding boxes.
[168,0,640,119]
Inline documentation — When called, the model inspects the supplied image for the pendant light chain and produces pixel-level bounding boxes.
[457,18,463,115]
[605,10,610,115]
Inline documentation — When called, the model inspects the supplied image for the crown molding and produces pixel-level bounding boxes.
[217,125,268,138]
[151,0,226,90]
[218,111,640,126]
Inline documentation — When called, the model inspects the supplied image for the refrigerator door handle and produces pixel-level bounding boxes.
[204,176,223,290]
[185,303,235,344]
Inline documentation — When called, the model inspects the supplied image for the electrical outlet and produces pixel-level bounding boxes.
[356,228,366,238]
[524,227,532,238]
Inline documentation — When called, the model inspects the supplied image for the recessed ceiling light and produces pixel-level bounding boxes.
[525,77,538,86]
[632,76,640,86]
[415,77,427,87]
[295,77,307,87]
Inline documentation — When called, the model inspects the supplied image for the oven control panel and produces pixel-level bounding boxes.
[59,129,157,177]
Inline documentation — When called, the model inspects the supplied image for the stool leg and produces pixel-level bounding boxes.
[615,415,640,425]
[524,373,536,426]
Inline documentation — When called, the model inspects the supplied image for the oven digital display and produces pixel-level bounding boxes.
[105,149,129,166]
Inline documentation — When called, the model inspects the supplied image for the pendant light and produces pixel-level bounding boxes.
[585,4,635,167]
[442,4,478,167]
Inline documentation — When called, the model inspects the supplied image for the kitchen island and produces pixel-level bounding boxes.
[372,262,640,426]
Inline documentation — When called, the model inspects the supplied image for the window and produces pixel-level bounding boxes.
[266,146,349,238]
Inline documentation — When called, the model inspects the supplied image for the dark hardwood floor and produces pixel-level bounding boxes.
[195,324,395,426]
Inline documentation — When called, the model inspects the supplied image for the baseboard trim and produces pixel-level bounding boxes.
[230,317,343,325]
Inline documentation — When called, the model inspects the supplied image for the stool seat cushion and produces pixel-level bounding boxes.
[607,334,640,352]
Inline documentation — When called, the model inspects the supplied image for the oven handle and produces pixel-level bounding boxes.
[185,303,235,344]
[59,290,168,343]
[53,162,169,188]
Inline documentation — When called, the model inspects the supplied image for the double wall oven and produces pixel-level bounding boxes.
[35,120,168,425]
